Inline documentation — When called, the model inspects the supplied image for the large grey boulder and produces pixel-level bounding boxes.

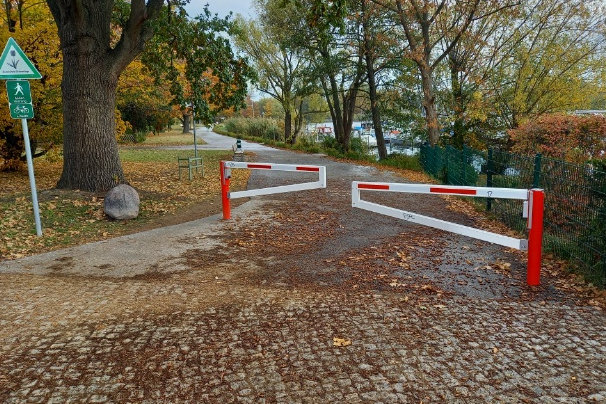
[104,184,140,220]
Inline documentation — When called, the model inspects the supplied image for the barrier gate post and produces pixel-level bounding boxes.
[527,188,544,286]
[220,161,231,220]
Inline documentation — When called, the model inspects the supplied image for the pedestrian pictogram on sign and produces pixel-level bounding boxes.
[6,80,34,119]
[0,37,42,79]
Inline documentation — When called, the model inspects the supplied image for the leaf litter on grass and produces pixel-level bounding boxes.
[0,150,249,260]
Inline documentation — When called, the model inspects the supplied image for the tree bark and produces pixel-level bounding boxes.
[57,60,124,191]
[182,114,192,133]
[450,55,466,149]
[419,65,440,145]
[293,100,304,139]
[284,106,293,143]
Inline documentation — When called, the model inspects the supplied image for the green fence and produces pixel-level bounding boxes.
[420,144,606,287]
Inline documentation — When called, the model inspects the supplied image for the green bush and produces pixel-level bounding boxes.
[380,154,423,171]
[321,136,341,152]
[222,117,282,141]
[491,174,523,189]
[293,137,321,153]
[350,137,364,154]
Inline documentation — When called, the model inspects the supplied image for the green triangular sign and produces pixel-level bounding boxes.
[0,37,42,79]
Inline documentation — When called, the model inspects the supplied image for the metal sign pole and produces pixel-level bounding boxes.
[21,118,42,236]
[192,104,197,159]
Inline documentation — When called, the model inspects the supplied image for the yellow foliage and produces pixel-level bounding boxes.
[115,108,129,140]
[0,2,62,168]
[118,58,181,130]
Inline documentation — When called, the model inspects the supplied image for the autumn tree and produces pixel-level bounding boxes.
[117,59,177,136]
[357,0,403,159]
[509,114,606,163]
[370,0,521,146]
[440,2,517,148]
[235,0,313,143]
[289,0,366,150]
[0,1,62,171]
[44,0,180,191]
[487,0,606,131]
[437,0,606,149]
[143,5,254,136]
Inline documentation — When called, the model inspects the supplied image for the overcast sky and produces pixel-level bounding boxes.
[185,1,257,19]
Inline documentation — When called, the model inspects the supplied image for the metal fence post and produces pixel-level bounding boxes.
[487,148,493,211]
[533,153,542,188]
[458,145,468,185]
[445,146,450,184]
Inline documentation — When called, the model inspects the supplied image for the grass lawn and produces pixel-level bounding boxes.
[0,147,248,260]
[139,127,207,146]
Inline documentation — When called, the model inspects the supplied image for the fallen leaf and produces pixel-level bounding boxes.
[333,337,352,347]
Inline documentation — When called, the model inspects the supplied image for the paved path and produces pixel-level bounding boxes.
[163,126,274,151]
[1,133,605,403]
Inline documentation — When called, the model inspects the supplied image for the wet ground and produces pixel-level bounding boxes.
[1,136,605,403]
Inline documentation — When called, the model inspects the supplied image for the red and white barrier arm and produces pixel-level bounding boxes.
[352,182,545,285]
[353,182,527,250]
[355,182,529,200]
[224,161,326,199]
[220,161,326,220]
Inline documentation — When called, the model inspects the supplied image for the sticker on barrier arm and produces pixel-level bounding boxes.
[351,182,546,286]
[220,161,326,220]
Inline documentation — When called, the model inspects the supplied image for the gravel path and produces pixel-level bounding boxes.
[1,135,605,403]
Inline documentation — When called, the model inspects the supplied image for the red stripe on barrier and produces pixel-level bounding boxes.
[358,183,390,190]
[247,164,272,169]
[296,166,320,172]
[430,187,477,195]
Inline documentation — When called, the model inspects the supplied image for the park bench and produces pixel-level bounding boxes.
[178,156,204,180]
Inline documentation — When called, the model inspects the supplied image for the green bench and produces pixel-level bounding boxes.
[178,156,204,180]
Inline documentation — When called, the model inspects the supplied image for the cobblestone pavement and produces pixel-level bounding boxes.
[1,141,605,403]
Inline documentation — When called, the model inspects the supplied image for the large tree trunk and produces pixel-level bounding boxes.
[328,76,345,147]
[47,0,165,192]
[293,100,304,138]
[450,55,466,149]
[57,61,124,191]
[361,0,387,160]
[182,114,192,133]
[419,65,440,145]
[365,55,386,159]
[284,107,293,143]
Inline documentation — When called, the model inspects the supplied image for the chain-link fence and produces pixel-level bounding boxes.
[420,144,606,287]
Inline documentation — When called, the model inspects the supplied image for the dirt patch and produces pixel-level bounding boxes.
[46,256,74,272]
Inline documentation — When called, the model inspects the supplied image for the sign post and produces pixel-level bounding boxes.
[0,38,43,236]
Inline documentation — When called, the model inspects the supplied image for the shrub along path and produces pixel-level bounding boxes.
[1,137,605,402]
